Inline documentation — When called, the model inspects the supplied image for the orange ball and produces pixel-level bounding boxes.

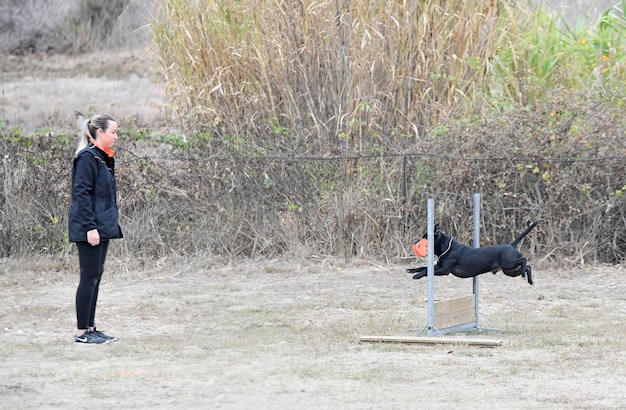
[412,238,428,257]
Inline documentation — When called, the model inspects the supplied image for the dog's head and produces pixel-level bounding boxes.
[413,223,449,257]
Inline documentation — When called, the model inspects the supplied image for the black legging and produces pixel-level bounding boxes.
[75,240,110,330]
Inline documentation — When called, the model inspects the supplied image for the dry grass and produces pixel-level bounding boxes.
[152,0,626,156]
[0,50,167,132]
[0,256,625,408]
[152,0,510,152]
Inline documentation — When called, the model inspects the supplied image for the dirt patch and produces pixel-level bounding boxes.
[1,255,624,409]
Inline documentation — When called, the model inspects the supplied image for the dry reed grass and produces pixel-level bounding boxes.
[150,0,626,168]
[152,0,510,153]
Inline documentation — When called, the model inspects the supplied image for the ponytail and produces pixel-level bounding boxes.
[74,114,116,157]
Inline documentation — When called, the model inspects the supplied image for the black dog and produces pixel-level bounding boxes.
[407,221,538,285]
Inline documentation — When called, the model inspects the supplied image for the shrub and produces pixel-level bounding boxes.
[2,91,625,265]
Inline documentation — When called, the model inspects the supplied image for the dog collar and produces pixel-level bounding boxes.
[438,237,454,259]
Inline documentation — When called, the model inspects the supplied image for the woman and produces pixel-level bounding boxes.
[68,114,123,344]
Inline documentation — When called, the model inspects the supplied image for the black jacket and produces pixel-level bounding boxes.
[68,146,123,242]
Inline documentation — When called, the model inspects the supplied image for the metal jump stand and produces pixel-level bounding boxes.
[422,193,501,337]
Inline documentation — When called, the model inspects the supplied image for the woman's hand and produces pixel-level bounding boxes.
[87,229,100,246]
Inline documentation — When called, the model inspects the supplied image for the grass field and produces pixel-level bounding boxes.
[1,256,624,409]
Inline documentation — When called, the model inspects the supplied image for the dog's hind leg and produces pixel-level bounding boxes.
[525,265,533,285]
[505,259,533,285]
[517,258,533,285]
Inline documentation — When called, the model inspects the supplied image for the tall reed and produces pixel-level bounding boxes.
[152,0,509,153]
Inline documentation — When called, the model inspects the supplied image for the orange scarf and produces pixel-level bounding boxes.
[89,137,115,157]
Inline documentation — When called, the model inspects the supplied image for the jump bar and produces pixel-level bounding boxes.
[359,335,503,347]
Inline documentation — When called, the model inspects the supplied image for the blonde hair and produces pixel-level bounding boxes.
[75,114,116,156]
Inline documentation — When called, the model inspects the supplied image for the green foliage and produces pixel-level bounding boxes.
[0,130,76,255]
[489,2,626,106]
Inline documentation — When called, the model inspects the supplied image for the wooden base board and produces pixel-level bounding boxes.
[434,294,476,329]
[359,335,503,347]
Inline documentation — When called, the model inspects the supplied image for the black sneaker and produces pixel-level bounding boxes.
[91,328,117,342]
[75,330,109,344]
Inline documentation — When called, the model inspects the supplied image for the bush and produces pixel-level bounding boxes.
[3,1,626,266]
[2,92,625,265]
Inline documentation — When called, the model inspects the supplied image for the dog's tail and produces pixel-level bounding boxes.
[510,221,539,247]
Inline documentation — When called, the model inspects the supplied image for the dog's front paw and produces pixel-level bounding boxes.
[406,267,427,280]
[412,271,427,280]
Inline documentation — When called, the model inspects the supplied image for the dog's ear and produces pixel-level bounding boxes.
[423,223,440,238]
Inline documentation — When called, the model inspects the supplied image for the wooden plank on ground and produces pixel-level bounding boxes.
[359,335,503,347]
[434,294,476,329]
